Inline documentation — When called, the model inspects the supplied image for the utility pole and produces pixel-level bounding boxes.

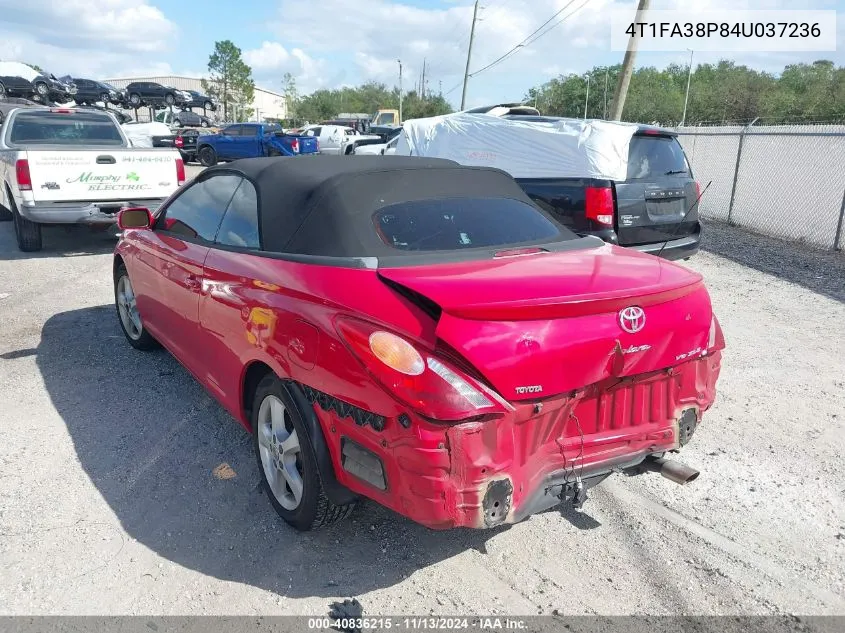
[439,80,442,96]
[603,67,609,119]
[584,74,590,119]
[460,0,480,110]
[680,48,694,127]
[397,59,403,123]
[421,58,426,99]
[609,0,650,121]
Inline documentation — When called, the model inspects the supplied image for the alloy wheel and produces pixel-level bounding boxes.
[257,395,304,511]
[116,275,143,341]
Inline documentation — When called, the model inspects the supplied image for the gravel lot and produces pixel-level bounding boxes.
[0,175,843,616]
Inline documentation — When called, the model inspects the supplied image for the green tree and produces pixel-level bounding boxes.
[282,72,298,120]
[202,40,255,122]
[296,82,452,124]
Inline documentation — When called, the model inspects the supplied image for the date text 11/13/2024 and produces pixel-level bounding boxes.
[308,617,530,630]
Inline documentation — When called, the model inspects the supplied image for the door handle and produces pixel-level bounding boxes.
[185,275,201,290]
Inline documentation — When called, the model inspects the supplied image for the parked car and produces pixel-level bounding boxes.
[121,121,179,149]
[338,127,383,155]
[299,124,351,155]
[173,128,201,163]
[0,62,77,103]
[0,106,185,251]
[73,105,132,124]
[111,155,725,531]
[71,79,125,106]
[125,82,191,108]
[353,128,402,155]
[154,109,213,128]
[195,123,319,166]
[184,90,217,111]
[401,114,703,261]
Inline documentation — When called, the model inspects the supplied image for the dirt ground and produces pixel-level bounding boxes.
[0,198,843,616]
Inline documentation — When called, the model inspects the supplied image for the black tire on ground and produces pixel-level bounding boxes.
[198,145,217,167]
[129,93,141,106]
[114,262,159,351]
[0,204,11,221]
[268,148,281,157]
[0,82,6,98]
[251,374,355,531]
[165,93,175,106]
[10,196,42,251]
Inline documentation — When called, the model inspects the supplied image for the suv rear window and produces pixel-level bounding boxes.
[8,110,124,145]
[373,197,563,251]
[627,135,689,180]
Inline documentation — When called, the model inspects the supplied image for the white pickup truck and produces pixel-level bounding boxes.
[0,105,185,252]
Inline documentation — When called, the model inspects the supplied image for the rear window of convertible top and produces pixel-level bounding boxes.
[372,197,566,251]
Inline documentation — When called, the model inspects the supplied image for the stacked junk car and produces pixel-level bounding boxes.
[112,147,725,531]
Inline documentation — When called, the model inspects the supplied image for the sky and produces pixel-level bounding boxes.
[0,0,842,109]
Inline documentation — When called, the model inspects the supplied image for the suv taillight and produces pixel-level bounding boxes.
[175,158,185,186]
[694,180,701,200]
[15,159,32,191]
[585,186,614,227]
[174,136,184,149]
[290,138,299,154]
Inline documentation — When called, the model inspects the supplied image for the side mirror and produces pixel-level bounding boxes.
[118,207,152,230]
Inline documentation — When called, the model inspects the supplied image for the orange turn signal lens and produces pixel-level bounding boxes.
[368,331,425,376]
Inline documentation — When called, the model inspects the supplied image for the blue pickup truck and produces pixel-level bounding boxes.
[196,123,319,166]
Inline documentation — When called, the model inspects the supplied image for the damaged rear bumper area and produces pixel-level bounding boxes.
[313,352,720,530]
[390,353,719,530]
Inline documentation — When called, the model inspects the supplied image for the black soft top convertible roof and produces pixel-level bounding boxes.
[203,156,580,259]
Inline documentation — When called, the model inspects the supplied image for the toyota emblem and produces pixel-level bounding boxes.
[618,306,646,334]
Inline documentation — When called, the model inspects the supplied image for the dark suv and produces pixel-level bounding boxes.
[504,116,701,260]
[71,79,125,106]
[185,90,217,111]
[125,82,190,108]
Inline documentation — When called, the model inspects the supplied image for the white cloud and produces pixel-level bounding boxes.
[243,41,328,93]
[0,0,177,53]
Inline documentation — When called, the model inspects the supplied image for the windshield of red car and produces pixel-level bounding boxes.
[373,197,564,251]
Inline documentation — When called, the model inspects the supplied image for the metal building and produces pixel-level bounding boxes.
[102,75,287,121]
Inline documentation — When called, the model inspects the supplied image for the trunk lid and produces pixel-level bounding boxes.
[378,244,713,400]
[615,133,699,246]
[25,150,180,202]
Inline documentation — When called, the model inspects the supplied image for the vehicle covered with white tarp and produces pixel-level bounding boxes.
[394,112,703,261]
[394,112,640,180]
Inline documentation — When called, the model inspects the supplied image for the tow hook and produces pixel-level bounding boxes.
[642,456,700,485]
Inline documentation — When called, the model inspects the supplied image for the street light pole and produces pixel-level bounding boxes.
[584,74,590,119]
[397,59,403,123]
[681,48,694,127]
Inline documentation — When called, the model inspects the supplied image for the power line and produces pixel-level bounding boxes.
[469,0,592,79]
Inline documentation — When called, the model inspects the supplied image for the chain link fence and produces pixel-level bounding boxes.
[674,124,845,251]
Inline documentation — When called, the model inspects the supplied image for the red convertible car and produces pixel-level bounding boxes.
[113,156,724,531]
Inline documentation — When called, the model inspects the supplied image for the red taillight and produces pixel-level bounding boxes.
[708,315,726,352]
[585,186,614,227]
[15,159,32,191]
[175,158,185,186]
[335,318,508,422]
[694,180,701,200]
[174,136,184,149]
[49,108,75,114]
[290,138,299,154]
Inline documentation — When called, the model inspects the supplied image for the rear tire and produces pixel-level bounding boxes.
[252,374,354,531]
[10,197,42,251]
[0,82,6,99]
[198,145,217,167]
[114,263,159,351]
[129,93,141,107]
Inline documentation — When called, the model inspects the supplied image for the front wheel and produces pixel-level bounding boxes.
[35,82,49,96]
[204,101,214,111]
[101,92,110,104]
[252,374,355,531]
[129,93,141,107]
[165,93,175,106]
[114,263,159,350]
[198,145,217,167]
